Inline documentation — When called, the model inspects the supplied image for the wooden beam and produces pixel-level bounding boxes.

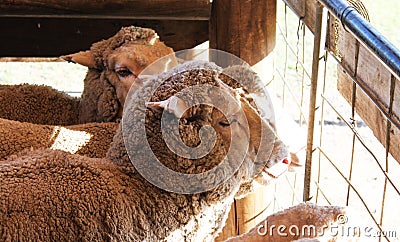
[0,18,209,57]
[0,0,211,20]
[209,0,276,66]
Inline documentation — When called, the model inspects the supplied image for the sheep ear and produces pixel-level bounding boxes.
[146,96,188,118]
[60,50,96,68]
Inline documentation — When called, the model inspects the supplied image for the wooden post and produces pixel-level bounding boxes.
[216,186,272,241]
[210,0,277,240]
[209,0,276,66]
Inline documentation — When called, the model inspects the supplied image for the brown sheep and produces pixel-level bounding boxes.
[0,118,118,160]
[0,26,174,125]
[227,202,350,242]
[0,60,290,241]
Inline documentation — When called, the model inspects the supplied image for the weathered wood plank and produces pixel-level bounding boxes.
[0,18,209,57]
[337,65,400,163]
[209,0,276,65]
[210,0,277,239]
[326,13,339,55]
[215,202,237,241]
[339,31,397,119]
[337,31,400,163]
[0,0,211,20]
[284,0,316,33]
[215,186,271,241]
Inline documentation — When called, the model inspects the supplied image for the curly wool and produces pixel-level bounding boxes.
[0,62,239,241]
[91,26,158,70]
[227,202,347,242]
[0,118,118,160]
[112,61,247,192]
[0,26,167,125]
[222,65,264,94]
[0,84,80,125]
[1,61,279,241]
[79,26,170,123]
[222,65,276,130]
[78,70,120,123]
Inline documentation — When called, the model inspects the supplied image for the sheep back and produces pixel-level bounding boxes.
[0,84,79,125]
[0,118,118,160]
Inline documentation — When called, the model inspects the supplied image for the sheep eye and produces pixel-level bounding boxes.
[116,68,133,78]
[219,119,237,127]
[219,121,231,127]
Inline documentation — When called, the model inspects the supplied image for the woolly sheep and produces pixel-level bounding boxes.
[222,64,303,168]
[227,202,351,242]
[0,118,118,160]
[0,26,174,125]
[0,60,290,241]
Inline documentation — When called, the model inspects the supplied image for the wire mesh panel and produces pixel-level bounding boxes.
[270,0,400,240]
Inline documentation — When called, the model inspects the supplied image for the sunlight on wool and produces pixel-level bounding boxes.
[165,196,232,241]
[50,126,92,153]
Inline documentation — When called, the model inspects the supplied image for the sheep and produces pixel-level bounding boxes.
[0,26,174,125]
[0,118,118,160]
[226,202,352,242]
[0,60,291,241]
[222,65,303,168]
[0,84,80,125]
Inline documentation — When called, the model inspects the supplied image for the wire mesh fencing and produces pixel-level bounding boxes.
[267,0,400,240]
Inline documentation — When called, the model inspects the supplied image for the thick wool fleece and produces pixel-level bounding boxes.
[222,65,277,131]
[78,26,164,124]
[0,26,168,125]
[222,65,264,94]
[1,61,273,241]
[90,26,158,70]
[0,118,118,160]
[227,202,347,242]
[0,62,247,241]
[79,26,173,124]
[77,70,120,123]
[0,84,79,125]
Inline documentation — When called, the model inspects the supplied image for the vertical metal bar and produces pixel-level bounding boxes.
[292,173,298,204]
[380,74,396,228]
[303,2,324,202]
[300,23,306,127]
[315,12,332,203]
[282,3,288,107]
[316,50,328,203]
[346,40,360,206]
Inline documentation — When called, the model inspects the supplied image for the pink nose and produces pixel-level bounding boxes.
[282,158,289,164]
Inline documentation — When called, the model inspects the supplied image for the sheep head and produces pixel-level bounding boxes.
[61,26,175,123]
[121,60,290,196]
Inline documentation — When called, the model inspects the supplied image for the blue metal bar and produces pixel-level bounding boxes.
[319,0,400,81]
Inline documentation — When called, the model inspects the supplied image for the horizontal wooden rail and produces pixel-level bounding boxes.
[0,18,209,57]
[0,0,212,20]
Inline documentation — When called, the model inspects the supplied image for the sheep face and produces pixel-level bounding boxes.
[61,26,174,123]
[124,61,288,195]
[106,41,174,107]
[63,41,174,109]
